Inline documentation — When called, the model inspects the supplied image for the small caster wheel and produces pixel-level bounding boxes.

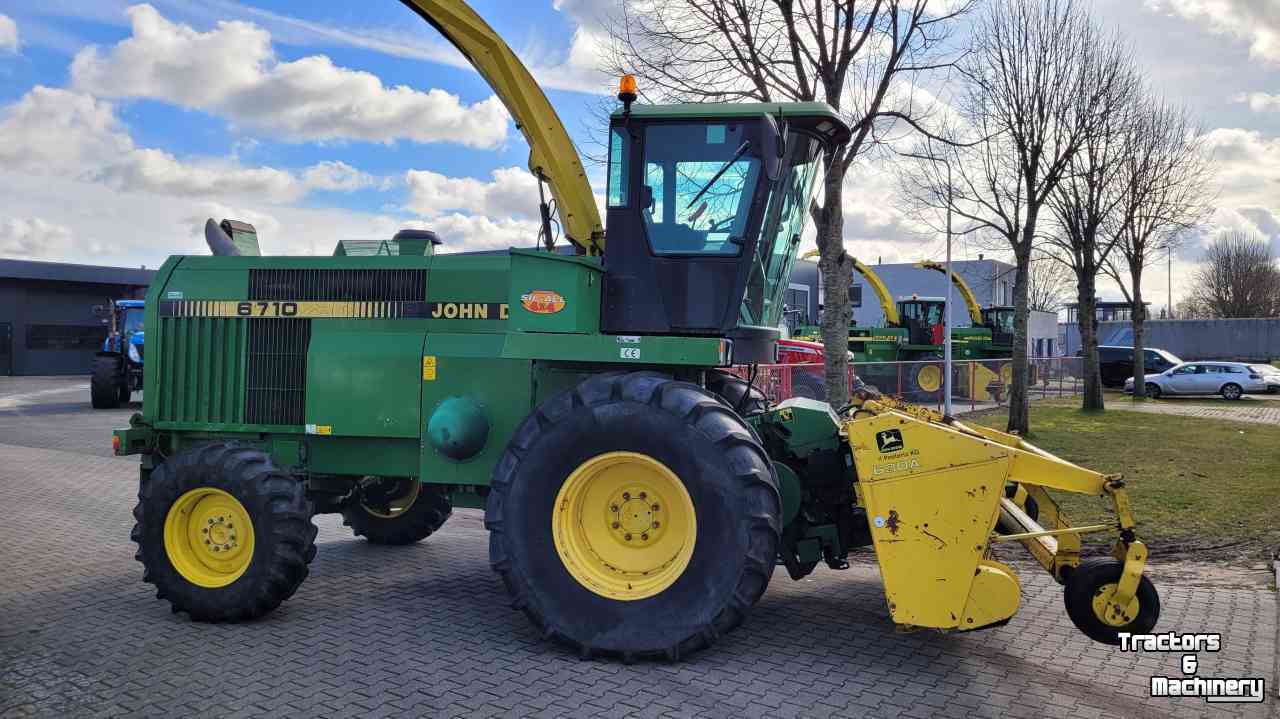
[1064,558,1159,645]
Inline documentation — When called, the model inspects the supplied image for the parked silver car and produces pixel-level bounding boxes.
[1124,361,1271,400]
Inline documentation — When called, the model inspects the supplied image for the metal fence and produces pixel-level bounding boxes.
[732,356,1083,413]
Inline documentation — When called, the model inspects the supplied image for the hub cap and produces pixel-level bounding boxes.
[360,478,420,519]
[1091,582,1141,627]
[552,452,697,601]
[917,364,942,393]
[164,488,255,588]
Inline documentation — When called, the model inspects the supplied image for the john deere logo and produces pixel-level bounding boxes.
[521,290,566,314]
[876,429,904,453]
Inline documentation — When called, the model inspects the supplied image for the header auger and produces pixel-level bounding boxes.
[114,0,1158,658]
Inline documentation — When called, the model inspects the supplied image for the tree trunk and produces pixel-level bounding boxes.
[1130,268,1146,400]
[1006,242,1033,435]
[816,162,850,409]
[1076,270,1105,411]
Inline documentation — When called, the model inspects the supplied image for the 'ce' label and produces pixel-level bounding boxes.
[620,347,641,360]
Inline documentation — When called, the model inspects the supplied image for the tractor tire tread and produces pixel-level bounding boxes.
[486,371,780,661]
[91,355,123,409]
[341,484,452,546]
[131,442,316,622]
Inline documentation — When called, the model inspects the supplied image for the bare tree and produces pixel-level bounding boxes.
[603,0,973,407]
[1187,232,1280,318]
[1027,253,1072,313]
[1102,98,1214,398]
[902,0,1116,432]
[1043,38,1141,411]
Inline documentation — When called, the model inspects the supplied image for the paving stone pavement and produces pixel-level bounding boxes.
[1103,400,1280,426]
[0,378,1276,718]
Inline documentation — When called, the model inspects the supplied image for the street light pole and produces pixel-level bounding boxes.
[943,162,953,417]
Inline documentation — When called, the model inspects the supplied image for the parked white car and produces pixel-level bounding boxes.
[1124,361,1271,400]
[1250,364,1280,394]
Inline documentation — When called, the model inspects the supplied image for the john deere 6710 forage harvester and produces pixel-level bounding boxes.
[113,0,1159,658]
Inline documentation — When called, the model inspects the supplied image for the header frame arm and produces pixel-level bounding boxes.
[399,0,605,254]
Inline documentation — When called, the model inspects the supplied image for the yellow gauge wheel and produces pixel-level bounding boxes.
[164,488,255,588]
[552,452,697,601]
[917,364,943,393]
[360,478,420,520]
[1091,582,1142,627]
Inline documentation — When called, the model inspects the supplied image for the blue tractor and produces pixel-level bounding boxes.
[91,299,145,409]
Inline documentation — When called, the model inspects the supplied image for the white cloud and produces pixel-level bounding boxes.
[301,161,376,192]
[70,4,511,147]
[404,166,540,219]
[0,86,383,205]
[0,217,74,258]
[1146,0,1280,63]
[1235,91,1280,112]
[1202,127,1280,208]
[0,87,132,174]
[96,148,303,201]
[0,13,17,52]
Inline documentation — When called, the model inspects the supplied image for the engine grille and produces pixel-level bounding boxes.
[155,318,246,424]
[249,269,427,302]
[244,318,310,426]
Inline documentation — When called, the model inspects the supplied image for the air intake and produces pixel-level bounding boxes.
[249,269,427,301]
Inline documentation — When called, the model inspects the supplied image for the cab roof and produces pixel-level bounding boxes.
[612,102,851,144]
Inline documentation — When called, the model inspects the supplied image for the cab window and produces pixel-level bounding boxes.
[641,123,760,255]
[607,128,629,208]
[1171,365,1197,375]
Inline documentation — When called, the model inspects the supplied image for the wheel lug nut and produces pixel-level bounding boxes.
[208,519,215,525]
[641,533,649,541]
[652,521,660,528]
[639,492,646,500]
[611,521,620,529]
[202,528,208,534]
[622,492,630,500]
[624,533,632,541]
[652,504,660,512]
[609,504,619,513]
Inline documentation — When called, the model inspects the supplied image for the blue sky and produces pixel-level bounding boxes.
[0,0,1278,313]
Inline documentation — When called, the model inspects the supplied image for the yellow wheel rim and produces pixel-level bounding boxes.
[163,488,255,589]
[917,364,942,393]
[361,478,420,520]
[1091,582,1141,627]
[552,452,697,601]
[1000,363,1013,386]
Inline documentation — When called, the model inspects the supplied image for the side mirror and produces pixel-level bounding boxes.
[759,114,785,182]
[639,184,655,212]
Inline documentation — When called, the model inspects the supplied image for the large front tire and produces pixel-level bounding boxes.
[131,443,317,621]
[91,355,123,409]
[341,477,452,545]
[486,372,781,660]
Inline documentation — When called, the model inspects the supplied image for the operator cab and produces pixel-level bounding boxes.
[897,296,947,346]
[982,306,1016,347]
[601,101,850,362]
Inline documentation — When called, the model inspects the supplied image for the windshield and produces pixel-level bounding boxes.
[122,308,144,334]
[1249,364,1279,375]
[984,308,1015,333]
[901,300,945,325]
[740,131,824,327]
[641,123,761,255]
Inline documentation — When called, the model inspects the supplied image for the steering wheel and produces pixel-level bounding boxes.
[705,215,736,233]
